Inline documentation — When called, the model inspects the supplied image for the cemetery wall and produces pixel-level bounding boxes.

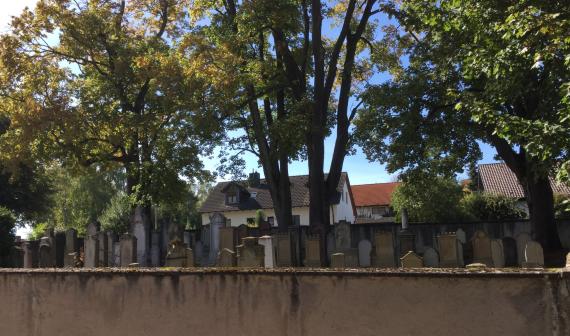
[1,268,569,336]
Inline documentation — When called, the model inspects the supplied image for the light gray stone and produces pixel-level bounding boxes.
[119,233,137,267]
[84,234,99,268]
[423,247,439,267]
[516,232,532,266]
[456,228,466,244]
[132,207,149,266]
[258,235,275,268]
[491,239,505,268]
[523,241,544,268]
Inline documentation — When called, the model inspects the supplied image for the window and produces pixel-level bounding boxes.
[250,192,257,199]
[226,193,238,204]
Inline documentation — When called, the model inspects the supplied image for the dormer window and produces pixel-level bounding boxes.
[226,193,238,204]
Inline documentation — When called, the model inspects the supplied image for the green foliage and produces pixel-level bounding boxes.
[98,192,132,235]
[461,193,526,221]
[0,207,16,260]
[29,222,49,241]
[255,210,266,226]
[391,175,467,223]
[554,194,570,219]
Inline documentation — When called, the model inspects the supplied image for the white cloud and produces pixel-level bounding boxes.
[0,1,38,33]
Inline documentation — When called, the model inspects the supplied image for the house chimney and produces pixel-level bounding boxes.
[248,171,260,188]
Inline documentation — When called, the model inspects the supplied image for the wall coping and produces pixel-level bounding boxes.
[1,267,569,279]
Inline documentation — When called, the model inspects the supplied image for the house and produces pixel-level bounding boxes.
[199,172,356,227]
[475,162,570,212]
[351,182,400,224]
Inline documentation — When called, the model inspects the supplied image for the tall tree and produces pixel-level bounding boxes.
[0,0,221,217]
[355,0,569,255]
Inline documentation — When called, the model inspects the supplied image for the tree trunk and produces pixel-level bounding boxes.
[307,129,328,266]
[525,174,560,251]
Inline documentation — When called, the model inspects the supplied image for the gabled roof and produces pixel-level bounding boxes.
[351,182,400,207]
[199,173,351,213]
[478,162,570,198]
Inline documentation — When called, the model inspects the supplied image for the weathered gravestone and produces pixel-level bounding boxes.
[107,232,118,267]
[132,207,149,266]
[358,239,372,267]
[194,241,204,266]
[217,248,236,267]
[399,232,416,258]
[502,237,518,267]
[401,251,423,268]
[208,213,226,266]
[472,230,493,266]
[258,235,276,268]
[119,233,137,267]
[334,221,351,251]
[331,253,346,268]
[523,241,544,268]
[456,228,467,245]
[113,243,120,267]
[373,231,395,267]
[491,239,505,268]
[84,222,100,268]
[304,235,321,267]
[23,240,39,268]
[98,231,109,267]
[275,233,293,267]
[38,230,56,268]
[437,233,463,268]
[165,240,193,267]
[150,231,160,267]
[219,227,236,252]
[326,231,335,261]
[516,232,532,266]
[64,229,78,267]
[237,237,264,267]
[423,247,439,267]
[9,245,24,268]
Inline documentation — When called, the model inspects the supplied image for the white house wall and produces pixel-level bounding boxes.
[331,181,355,223]
[202,207,311,227]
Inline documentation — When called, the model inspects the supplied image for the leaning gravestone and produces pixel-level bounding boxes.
[491,239,505,268]
[523,241,544,268]
[120,233,137,267]
[400,251,423,268]
[358,239,372,267]
[374,231,395,267]
[437,233,463,268]
[331,253,346,268]
[472,230,493,266]
[64,229,78,267]
[258,235,276,268]
[516,232,532,266]
[502,237,518,267]
[237,237,264,267]
[423,247,439,267]
[132,207,149,266]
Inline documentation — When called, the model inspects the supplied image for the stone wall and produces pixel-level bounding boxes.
[0,268,568,336]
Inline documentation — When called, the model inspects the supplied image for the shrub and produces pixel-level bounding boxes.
[461,193,526,221]
[98,192,132,235]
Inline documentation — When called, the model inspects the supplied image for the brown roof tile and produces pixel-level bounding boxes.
[351,182,400,207]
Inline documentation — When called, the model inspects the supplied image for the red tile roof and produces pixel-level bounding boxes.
[351,182,400,207]
[478,162,570,198]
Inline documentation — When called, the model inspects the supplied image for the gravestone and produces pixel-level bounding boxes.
[566,253,570,268]
[523,241,544,268]
[437,233,463,267]
[9,245,24,268]
[150,231,160,267]
[183,231,192,248]
[331,253,345,268]
[186,248,194,267]
[373,231,395,267]
[516,232,532,266]
[55,232,66,267]
[194,241,204,266]
[326,231,335,261]
[119,233,137,267]
[219,227,236,252]
[107,232,118,267]
[236,224,248,245]
[304,235,321,267]
[132,207,149,266]
[39,236,55,268]
[165,240,192,267]
[334,220,351,251]
[491,239,505,268]
[423,247,439,267]
[84,234,99,268]
[471,230,493,266]
[237,237,264,267]
[217,248,236,267]
[502,237,518,267]
[456,228,467,244]
[97,231,109,267]
[113,243,121,267]
[358,240,372,267]
[64,229,78,267]
[23,240,39,268]
[400,251,423,268]
[275,233,293,267]
[399,232,416,257]
[258,235,275,268]
[208,212,226,265]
